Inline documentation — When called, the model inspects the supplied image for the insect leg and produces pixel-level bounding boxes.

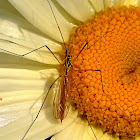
[76,69,130,120]
[74,42,88,61]
[22,75,61,140]
[73,69,131,139]
[87,120,98,140]
[97,70,130,120]
[0,44,61,64]
[71,27,117,64]
[0,45,45,57]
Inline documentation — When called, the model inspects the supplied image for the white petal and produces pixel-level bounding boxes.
[9,0,76,42]
[0,107,78,140]
[104,0,120,8]
[118,0,140,6]
[121,0,140,6]
[89,0,104,12]
[0,52,51,71]
[138,0,140,6]
[0,0,21,16]
[0,11,24,39]
[0,79,46,91]
[0,10,62,64]
[118,0,125,6]
[0,68,45,79]
[0,68,57,125]
[103,0,139,8]
[56,0,95,22]
[0,10,62,52]
[51,117,120,140]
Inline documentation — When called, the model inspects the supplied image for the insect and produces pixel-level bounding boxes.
[0,1,137,140]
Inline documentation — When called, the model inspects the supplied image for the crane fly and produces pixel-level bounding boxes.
[53,49,72,122]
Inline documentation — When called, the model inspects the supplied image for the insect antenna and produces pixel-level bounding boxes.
[87,120,98,140]
[44,45,61,64]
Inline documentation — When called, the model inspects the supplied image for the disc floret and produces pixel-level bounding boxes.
[68,6,140,138]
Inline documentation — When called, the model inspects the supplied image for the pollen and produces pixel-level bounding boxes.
[67,6,140,138]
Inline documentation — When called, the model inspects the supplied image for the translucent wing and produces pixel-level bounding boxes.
[53,73,70,122]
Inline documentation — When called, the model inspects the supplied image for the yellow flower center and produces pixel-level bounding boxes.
[67,6,140,138]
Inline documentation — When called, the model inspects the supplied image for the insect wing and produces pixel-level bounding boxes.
[63,75,71,119]
[53,74,70,121]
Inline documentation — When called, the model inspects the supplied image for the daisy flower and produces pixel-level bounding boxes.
[0,0,140,140]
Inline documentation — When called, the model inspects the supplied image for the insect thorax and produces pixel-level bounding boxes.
[64,54,72,74]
